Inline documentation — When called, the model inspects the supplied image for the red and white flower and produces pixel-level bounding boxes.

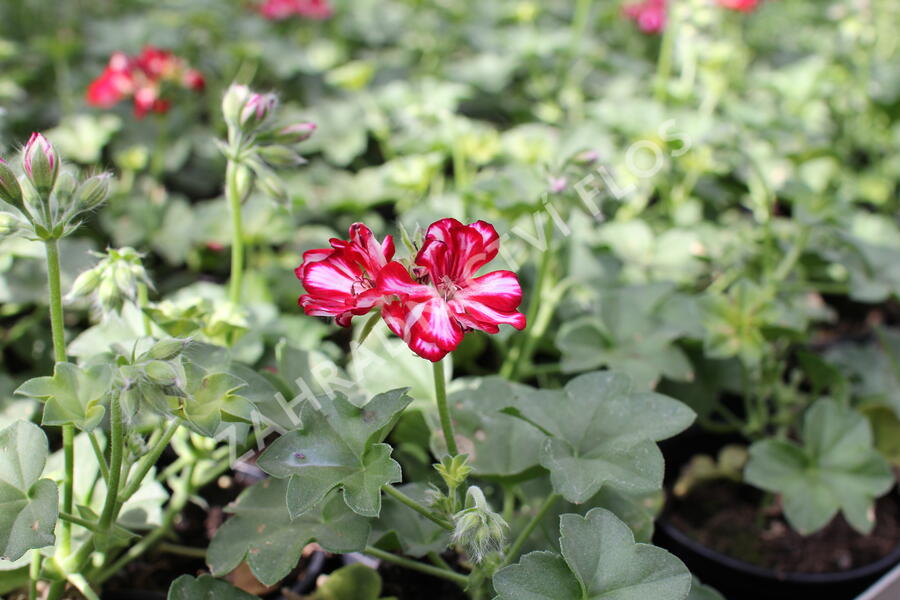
[377,219,526,361]
[296,223,395,327]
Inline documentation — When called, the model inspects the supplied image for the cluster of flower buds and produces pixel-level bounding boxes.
[220,83,316,203]
[0,133,111,241]
[68,247,152,315]
[258,0,332,20]
[86,46,205,118]
[451,486,508,564]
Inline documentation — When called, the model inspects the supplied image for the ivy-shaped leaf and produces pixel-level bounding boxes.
[168,574,259,600]
[744,398,893,534]
[506,372,695,503]
[687,577,725,600]
[0,421,59,561]
[258,389,411,518]
[493,508,691,600]
[15,362,111,432]
[443,377,544,479]
[207,479,370,586]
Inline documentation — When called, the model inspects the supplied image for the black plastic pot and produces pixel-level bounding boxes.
[654,518,900,600]
[654,428,900,600]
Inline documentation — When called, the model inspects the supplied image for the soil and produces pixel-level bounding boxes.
[379,563,468,600]
[665,479,900,575]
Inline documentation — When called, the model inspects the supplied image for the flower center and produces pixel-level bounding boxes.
[350,277,374,296]
[437,275,461,300]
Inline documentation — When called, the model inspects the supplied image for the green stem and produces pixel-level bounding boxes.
[772,227,810,283]
[44,239,73,558]
[45,580,66,600]
[428,551,452,571]
[87,431,110,484]
[365,546,469,587]
[28,553,41,600]
[157,542,207,559]
[570,0,594,55]
[226,160,245,305]
[501,216,555,380]
[433,360,458,456]
[58,512,102,533]
[654,4,676,104]
[500,493,560,569]
[383,484,453,530]
[119,420,180,505]
[137,282,153,337]
[67,573,100,600]
[98,393,124,531]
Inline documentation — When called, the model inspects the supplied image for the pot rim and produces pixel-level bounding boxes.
[657,517,900,584]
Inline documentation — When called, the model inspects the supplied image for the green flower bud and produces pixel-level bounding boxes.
[146,338,186,361]
[23,133,59,196]
[257,145,305,168]
[144,360,179,386]
[0,158,23,209]
[435,454,472,492]
[254,166,288,203]
[222,83,252,127]
[69,267,103,298]
[75,173,111,212]
[239,92,278,131]
[452,486,508,564]
[98,277,123,312]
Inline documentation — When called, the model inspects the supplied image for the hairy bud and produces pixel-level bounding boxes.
[0,158,23,209]
[452,486,508,564]
[23,133,59,196]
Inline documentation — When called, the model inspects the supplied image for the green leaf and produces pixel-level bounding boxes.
[444,377,544,478]
[16,362,112,432]
[168,574,259,600]
[494,508,691,600]
[507,372,695,503]
[745,398,894,534]
[371,483,450,557]
[0,421,58,561]
[687,577,725,600]
[258,389,411,518]
[179,365,252,438]
[207,479,370,586]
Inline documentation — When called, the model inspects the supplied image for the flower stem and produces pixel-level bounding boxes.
[365,546,469,587]
[67,572,100,600]
[87,431,110,484]
[157,542,207,559]
[58,512,102,533]
[383,484,454,530]
[44,239,73,558]
[226,160,245,305]
[118,419,180,506]
[98,392,124,531]
[28,553,41,600]
[433,360,458,456]
[654,5,676,104]
[499,493,560,569]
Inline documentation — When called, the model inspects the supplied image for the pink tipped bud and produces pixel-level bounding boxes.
[183,69,205,91]
[574,150,600,165]
[549,176,568,194]
[23,133,59,195]
[274,122,316,144]
[239,92,278,130]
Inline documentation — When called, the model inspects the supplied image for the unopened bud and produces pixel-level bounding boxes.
[239,92,278,130]
[144,360,179,386]
[0,158,23,209]
[75,174,111,211]
[549,176,568,194]
[23,133,59,196]
[435,454,472,491]
[146,337,186,361]
[222,84,252,126]
[254,166,287,203]
[573,149,600,165]
[69,267,103,298]
[272,122,316,145]
[452,486,508,564]
[257,145,305,168]
[98,277,123,312]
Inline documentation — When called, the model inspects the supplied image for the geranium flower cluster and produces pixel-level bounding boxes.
[86,46,205,118]
[297,219,526,361]
[258,0,332,20]
[717,0,760,11]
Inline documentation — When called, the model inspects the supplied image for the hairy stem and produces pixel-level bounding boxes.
[226,160,245,304]
[365,546,469,587]
[500,493,560,569]
[433,360,458,456]
[98,393,124,531]
[383,484,454,530]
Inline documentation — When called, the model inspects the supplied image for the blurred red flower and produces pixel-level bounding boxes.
[623,0,667,34]
[259,0,333,20]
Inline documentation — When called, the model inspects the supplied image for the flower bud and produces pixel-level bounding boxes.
[23,133,59,196]
[257,145,305,168]
[252,164,288,203]
[222,83,252,126]
[144,360,179,386]
[452,486,508,564]
[435,454,472,492]
[98,277,124,312]
[0,212,19,238]
[548,176,568,194]
[239,92,278,130]
[69,267,103,298]
[75,173,111,212]
[0,158,23,209]
[271,122,316,145]
[573,149,600,165]
[146,337,186,361]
